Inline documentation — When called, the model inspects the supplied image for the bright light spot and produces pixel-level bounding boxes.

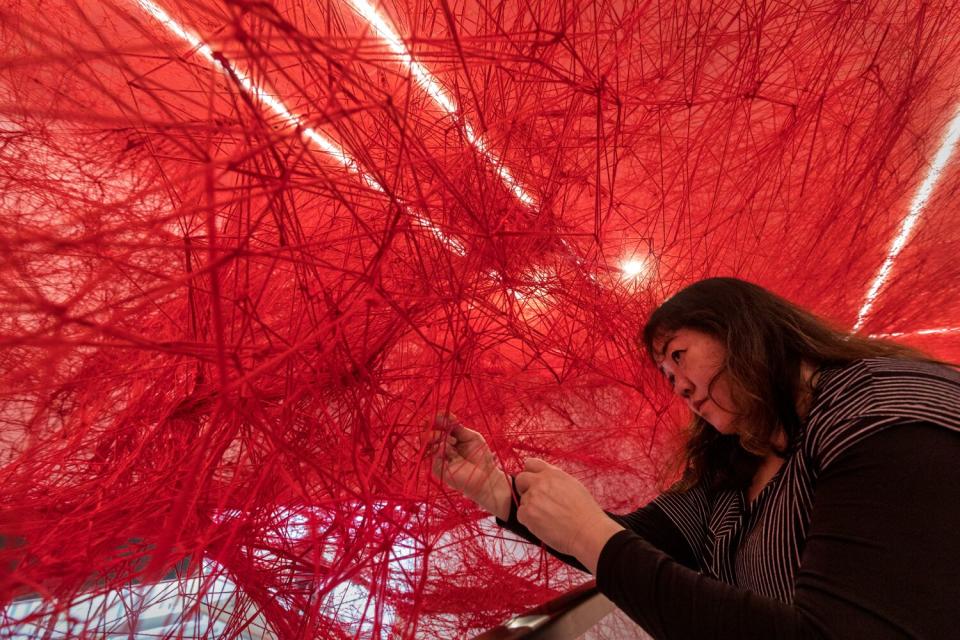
[619,257,649,280]
[854,103,960,332]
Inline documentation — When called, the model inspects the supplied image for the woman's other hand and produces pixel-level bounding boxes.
[426,414,511,520]
[515,458,624,572]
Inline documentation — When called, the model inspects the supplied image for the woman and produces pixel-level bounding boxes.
[428,277,960,639]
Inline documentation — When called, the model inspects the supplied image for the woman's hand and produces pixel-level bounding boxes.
[515,458,624,572]
[426,414,511,520]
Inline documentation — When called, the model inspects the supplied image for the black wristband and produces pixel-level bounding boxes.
[509,474,521,521]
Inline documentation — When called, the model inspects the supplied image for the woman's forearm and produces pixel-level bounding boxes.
[469,469,512,520]
[571,516,627,574]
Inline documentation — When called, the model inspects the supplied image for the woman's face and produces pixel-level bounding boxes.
[652,327,739,435]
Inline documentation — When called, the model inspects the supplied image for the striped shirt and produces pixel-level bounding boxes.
[652,356,960,603]
[499,356,960,636]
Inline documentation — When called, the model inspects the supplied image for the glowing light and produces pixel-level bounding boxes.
[344,0,537,208]
[854,103,960,332]
[132,0,356,174]
[130,0,465,256]
[509,266,552,301]
[619,257,649,280]
[868,326,960,338]
[411,215,467,255]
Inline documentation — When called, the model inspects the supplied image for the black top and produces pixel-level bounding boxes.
[497,358,960,638]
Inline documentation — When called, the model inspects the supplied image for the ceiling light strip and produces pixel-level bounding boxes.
[854,104,960,331]
[344,0,536,207]
[131,0,466,256]
[868,326,960,338]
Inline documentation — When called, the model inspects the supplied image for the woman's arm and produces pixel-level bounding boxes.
[497,475,702,573]
[593,421,960,639]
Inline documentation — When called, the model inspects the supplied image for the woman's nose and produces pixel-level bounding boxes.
[674,374,694,399]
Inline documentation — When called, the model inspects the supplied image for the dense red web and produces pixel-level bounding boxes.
[2,0,960,637]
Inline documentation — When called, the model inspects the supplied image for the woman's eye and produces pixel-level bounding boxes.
[671,350,682,363]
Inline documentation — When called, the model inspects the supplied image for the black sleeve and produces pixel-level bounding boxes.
[495,476,700,573]
[595,421,960,639]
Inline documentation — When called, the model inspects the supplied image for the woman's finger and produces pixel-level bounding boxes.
[450,422,482,442]
[515,471,535,493]
[422,429,443,449]
[424,431,457,451]
[524,457,550,472]
[443,443,460,461]
[432,413,460,432]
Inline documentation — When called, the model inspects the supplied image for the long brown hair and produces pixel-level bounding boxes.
[641,277,947,492]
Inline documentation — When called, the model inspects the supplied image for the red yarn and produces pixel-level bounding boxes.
[2,0,960,637]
